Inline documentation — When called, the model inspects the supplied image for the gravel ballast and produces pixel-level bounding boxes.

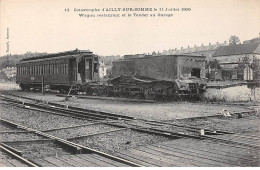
[0,133,44,142]
[46,124,118,139]
[0,104,92,131]
[71,129,172,154]
[8,142,72,160]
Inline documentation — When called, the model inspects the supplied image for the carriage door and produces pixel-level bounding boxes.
[85,58,93,80]
[69,59,77,83]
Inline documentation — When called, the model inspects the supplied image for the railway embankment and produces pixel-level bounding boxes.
[205,82,260,103]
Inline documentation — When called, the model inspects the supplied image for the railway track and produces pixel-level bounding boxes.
[1,92,259,166]
[0,93,226,139]
[1,93,259,144]
[0,117,141,167]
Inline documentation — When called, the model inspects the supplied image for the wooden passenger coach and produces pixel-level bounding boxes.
[16,49,99,91]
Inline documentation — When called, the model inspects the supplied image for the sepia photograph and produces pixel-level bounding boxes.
[0,0,259,167]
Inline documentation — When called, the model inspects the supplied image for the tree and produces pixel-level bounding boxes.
[0,71,8,81]
[229,35,240,45]
[205,59,221,69]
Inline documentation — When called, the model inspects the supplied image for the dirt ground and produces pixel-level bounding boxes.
[3,92,251,121]
[0,82,19,91]
[0,82,254,121]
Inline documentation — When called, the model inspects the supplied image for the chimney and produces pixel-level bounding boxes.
[188,46,190,49]
[181,47,183,50]
[201,43,204,46]
[209,43,211,46]
[216,41,219,44]
[175,48,177,51]
[224,40,227,44]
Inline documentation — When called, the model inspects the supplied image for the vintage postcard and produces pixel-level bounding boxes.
[0,0,259,167]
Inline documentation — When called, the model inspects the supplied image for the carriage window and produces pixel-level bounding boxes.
[65,64,68,74]
[50,65,52,74]
[78,62,81,73]
[94,63,98,73]
[39,66,41,74]
[85,60,90,69]
[47,65,49,74]
[61,64,63,74]
[57,64,59,74]
[44,65,46,74]
[62,64,65,74]
[63,64,65,74]
[53,65,56,74]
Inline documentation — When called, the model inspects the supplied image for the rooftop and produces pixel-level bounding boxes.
[20,49,93,62]
[213,42,260,57]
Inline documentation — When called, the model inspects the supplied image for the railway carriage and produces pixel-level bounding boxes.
[16,49,99,92]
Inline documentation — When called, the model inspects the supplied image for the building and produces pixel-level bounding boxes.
[165,42,227,60]
[98,60,107,78]
[212,42,260,81]
[2,67,16,79]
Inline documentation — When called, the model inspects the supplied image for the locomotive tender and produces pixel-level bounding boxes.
[16,49,99,92]
[111,54,206,100]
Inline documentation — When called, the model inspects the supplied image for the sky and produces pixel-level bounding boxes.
[0,0,259,56]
